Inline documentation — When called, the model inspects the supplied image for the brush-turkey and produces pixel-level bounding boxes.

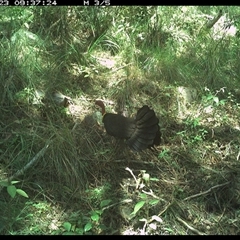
[95,100,161,152]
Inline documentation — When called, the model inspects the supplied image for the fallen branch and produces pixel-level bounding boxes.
[184,181,230,201]
[176,216,205,235]
[0,140,51,190]
[11,141,51,181]
[205,10,223,29]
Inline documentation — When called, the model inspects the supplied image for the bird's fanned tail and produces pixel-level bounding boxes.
[127,105,161,152]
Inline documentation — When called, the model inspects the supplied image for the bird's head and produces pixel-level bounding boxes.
[95,100,106,116]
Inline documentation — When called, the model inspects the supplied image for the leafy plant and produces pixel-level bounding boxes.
[59,199,111,235]
[0,180,28,198]
[130,200,146,217]
[124,170,162,234]
[158,148,170,159]
[185,117,201,129]
[202,88,227,107]
[176,116,208,144]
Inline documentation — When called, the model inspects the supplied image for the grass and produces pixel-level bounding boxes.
[1,6,240,235]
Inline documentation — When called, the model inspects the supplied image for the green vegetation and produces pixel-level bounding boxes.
[1,6,240,235]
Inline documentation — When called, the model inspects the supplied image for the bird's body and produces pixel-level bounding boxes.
[95,100,161,152]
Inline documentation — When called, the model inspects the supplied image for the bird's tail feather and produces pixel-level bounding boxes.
[127,105,161,151]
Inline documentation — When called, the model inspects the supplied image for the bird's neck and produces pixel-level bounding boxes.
[95,100,107,118]
[101,105,106,116]
[100,103,107,120]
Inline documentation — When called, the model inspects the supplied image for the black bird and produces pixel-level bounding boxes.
[95,100,161,152]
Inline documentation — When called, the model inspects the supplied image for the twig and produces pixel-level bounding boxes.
[159,202,173,216]
[125,167,140,189]
[176,216,205,235]
[237,150,240,161]
[102,199,132,211]
[71,122,79,132]
[115,159,154,165]
[142,189,160,199]
[184,181,230,201]
[111,63,133,73]
[140,218,148,235]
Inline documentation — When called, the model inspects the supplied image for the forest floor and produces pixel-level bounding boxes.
[1,6,240,235]
[1,50,240,235]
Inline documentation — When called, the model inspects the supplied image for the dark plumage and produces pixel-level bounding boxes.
[95,100,161,152]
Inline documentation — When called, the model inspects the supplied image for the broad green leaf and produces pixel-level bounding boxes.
[140,193,147,199]
[207,95,213,101]
[63,222,72,232]
[11,180,20,185]
[150,177,159,181]
[131,201,145,215]
[164,227,174,233]
[90,209,102,216]
[139,218,147,222]
[95,209,103,215]
[84,222,92,232]
[91,213,100,222]
[16,189,29,198]
[100,199,111,208]
[149,199,159,205]
[220,99,226,105]
[7,185,16,198]
[75,228,84,235]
